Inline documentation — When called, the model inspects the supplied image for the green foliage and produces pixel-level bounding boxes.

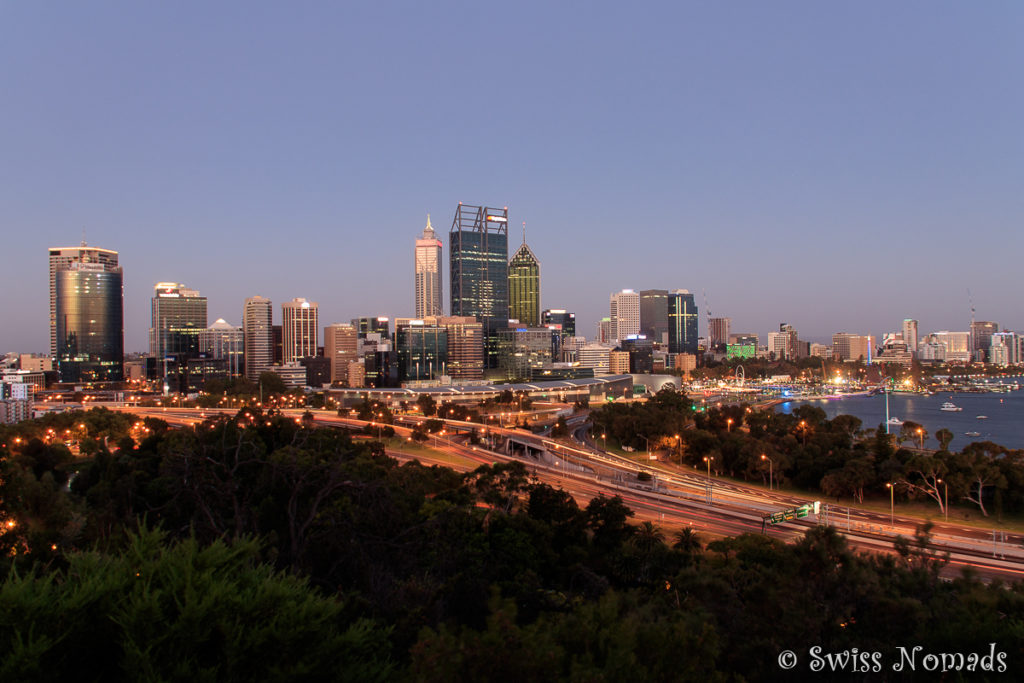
[0,528,393,682]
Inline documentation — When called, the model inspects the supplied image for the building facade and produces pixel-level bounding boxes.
[199,319,244,377]
[49,243,119,359]
[396,321,448,383]
[55,262,124,383]
[150,282,207,360]
[415,216,443,318]
[450,204,509,368]
[508,239,541,327]
[243,296,273,382]
[667,289,698,354]
[324,323,359,386]
[902,319,919,354]
[609,289,640,343]
[639,290,668,345]
[282,298,319,363]
[709,317,731,350]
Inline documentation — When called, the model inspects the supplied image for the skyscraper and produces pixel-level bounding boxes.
[639,290,668,344]
[415,215,443,318]
[49,243,119,358]
[149,282,207,359]
[667,290,698,354]
[450,203,509,368]
[508,227,541,327]
[243,296,273,381]
[282,298,319,363]
[709,317,731,350]
[970,321,999,361]
[324,323,358,386]
[902,319,919,355]
[199,319,244,377]
[55,261,124,382]
[609,289,640,342]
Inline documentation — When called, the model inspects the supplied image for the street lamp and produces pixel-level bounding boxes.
[703,456,714,505]
[726,418,733,432]
[937,478,948,521]
[917,427,924,450]
[760,453,773,491]
[886,482,895,529]
[601,433,607,451]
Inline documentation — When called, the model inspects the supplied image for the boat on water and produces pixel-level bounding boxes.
[977,415,989,420]
[940,401,963,412]
[965,431,981,437]
[887,417,904,426]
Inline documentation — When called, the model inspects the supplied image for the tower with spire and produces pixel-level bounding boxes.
[415,214,443,318]
[508,222,541,327]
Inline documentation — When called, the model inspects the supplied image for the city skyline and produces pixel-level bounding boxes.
[2,4,1022,353]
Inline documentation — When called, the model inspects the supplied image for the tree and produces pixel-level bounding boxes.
[935,428,954,452]
[0,528,394,682]
[417,394,438,417]
[257,371,287,397]
[950,442,1007,517]
[900,452,949,515]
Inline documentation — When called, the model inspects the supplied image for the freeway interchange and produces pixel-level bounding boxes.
[114,404,1024,582]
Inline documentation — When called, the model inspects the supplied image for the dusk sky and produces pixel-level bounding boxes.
[2,2,1022,353]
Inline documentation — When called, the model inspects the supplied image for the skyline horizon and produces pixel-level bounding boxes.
[10,229,1015,357]
[3,4,1021,354]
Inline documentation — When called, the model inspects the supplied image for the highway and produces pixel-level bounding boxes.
[112,405,1024,582]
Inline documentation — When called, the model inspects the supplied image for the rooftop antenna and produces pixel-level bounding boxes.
[81,228,87,247]
[522,221,526,245]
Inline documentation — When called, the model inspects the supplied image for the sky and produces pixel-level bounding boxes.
[2,2,1022,353]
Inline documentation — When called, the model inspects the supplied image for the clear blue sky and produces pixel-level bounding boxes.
[2,2,1021,353]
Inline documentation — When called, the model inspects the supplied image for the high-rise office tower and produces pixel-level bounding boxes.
[902,319,919,354]
[508,226,540,327]
[395,320,448,382]
[639,290,668,344]
[609,289,640,343]
[667,290,698,354]
[149,282,207,360]
[970,321,999,361]
[324,323,358,386]
[415,215,443,318]
[55,261,124,383]
[708,317,731,350]
[199,319,244,377]
[542,309,576,337]
[49,242,119,358]
[450,203,509,368]
[282,298,319,363]
[351,316,391,339]
[423,315,484,381]
[243,296,273,381]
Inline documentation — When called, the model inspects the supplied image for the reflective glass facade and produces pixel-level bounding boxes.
[56,266,124,382]
[508,243,540,327]
[450,205,509,368]
[667,290,698,354]
[396,324,448,382]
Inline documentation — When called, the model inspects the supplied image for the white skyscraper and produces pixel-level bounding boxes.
[609,289,640,343]
[282,298,319,363]
[415,215,443,318]
[243,296,273,381]
[902,319,919,354]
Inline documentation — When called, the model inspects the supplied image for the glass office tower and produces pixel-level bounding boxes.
[55,263,124,382]
[667,289,699,354]
[450,204,508,369]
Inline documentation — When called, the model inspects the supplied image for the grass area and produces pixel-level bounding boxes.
[383,437,481,468]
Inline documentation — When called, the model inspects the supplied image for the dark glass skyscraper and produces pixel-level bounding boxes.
[56,263,124,382]
[640,289,668,344]
[667,289,698,354]
[450,204,508,369]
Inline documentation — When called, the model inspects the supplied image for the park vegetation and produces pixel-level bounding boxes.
[1,407,1023,679]
[592,389,1024,519]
